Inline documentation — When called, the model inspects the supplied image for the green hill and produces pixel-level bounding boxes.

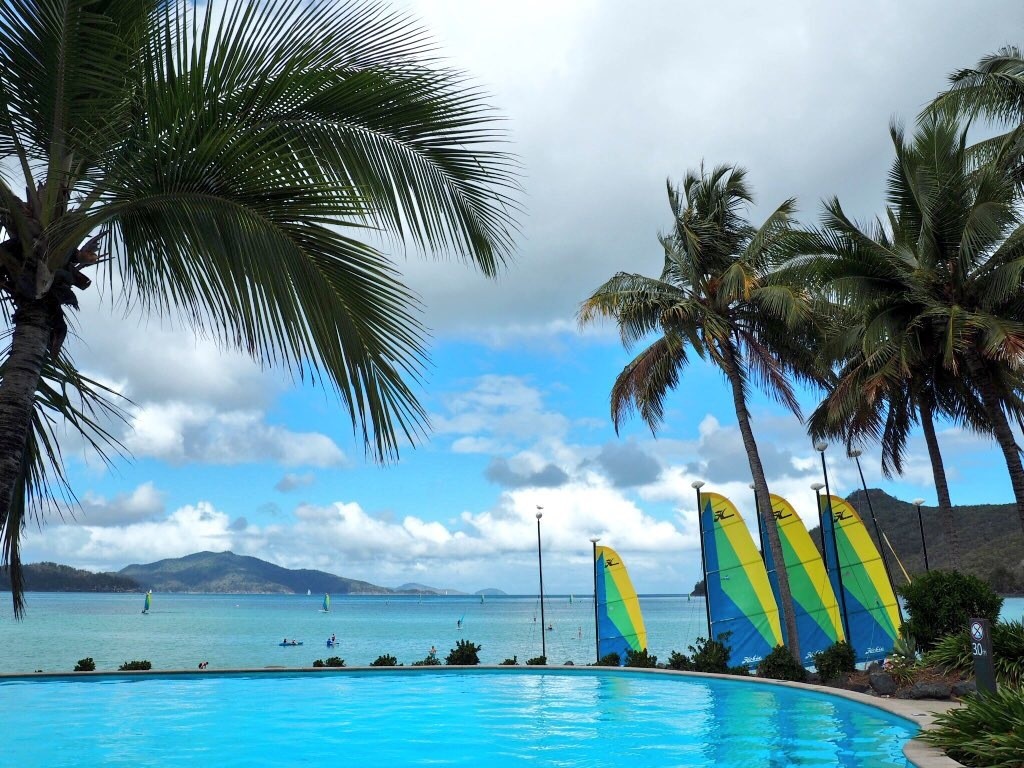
[809,489,1024,593]
[0,562,140,592]
[118,551,391,594]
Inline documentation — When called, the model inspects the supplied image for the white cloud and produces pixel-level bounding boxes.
[75,482,166,527]
[275,472,317,492]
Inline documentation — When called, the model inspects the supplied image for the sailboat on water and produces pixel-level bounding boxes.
[593,545,648,666]
[321,594,330,613]
[142,590,152,614]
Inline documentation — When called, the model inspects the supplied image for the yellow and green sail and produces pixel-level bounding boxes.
[594,545,647,665]
[819,495,900,663]
[700,492,782,667]
[760,494,844,663]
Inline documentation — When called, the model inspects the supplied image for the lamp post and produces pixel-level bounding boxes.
[811,482,825,560]
[815,441,850,641]
[536,507,546,659]
[692,480,711,638]
[913,498,929,572]
[590,536,600,663]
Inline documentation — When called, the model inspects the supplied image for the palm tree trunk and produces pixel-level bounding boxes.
[968,354,1024,534]
[0,299,52,617]
[721,344,801,664]
[919,399,959,570]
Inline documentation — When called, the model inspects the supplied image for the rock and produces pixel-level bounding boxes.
[951,680,977,697]
[869,672,898,696]
[866,661,883,674]
[844,676,870,694]
[899,681,953,700]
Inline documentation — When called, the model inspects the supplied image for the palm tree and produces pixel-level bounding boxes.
[579,166,818,664]
[0,0,518,616]
[808,116,1024,537]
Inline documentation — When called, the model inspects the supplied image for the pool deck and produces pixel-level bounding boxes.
[3,664,964,766]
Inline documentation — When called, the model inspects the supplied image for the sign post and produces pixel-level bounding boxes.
[970,618,996,694]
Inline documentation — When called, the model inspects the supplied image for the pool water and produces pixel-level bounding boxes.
[1,669,916,767]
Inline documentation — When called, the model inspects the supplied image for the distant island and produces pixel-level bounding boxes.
[0,551,509,596]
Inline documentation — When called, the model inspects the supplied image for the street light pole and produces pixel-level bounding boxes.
[750,481,766,562]
[536,507,546,659]
[692,480,711,639]
[913,498,929,572]
[815,442,850,642]
[590,536,600,663]
[811,482,826,561]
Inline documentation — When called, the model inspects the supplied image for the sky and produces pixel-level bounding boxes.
[18,0,1024,596]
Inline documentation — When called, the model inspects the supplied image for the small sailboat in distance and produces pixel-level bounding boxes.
[306,589,311,596]
[321,593,330,612]
[142,590,152,614]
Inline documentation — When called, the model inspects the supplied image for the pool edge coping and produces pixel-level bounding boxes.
[1,664,963,766]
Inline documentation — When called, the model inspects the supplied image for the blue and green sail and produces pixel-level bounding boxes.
[322,593,330,612]
[819,495,900,663]
[595,545,648,665]
[142,590,151,614]
[700,492,782,668]
[759,494,845,664]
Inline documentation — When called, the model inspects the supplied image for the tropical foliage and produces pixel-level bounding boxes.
[756,645,808,682]
[0,0,517,616]
[898,570,1003,651]
[925,619,1024,688]
[922,687,1024,768]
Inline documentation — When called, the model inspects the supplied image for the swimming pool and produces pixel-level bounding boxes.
[1,668,916,767]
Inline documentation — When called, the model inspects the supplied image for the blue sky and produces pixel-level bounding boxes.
[18,0,1024,594]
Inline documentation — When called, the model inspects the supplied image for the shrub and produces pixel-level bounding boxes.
[688,633,733,674]
[596,652,622,667]
[445,639,481,665]
[756,645,807,682]
[118,660,151,671]
[411,654,441,666]
[324,656,345,667]
[312,659,325,667]
[811,641,856,683]
[922,687,1024,767]
[925,619,1024,688]
[665,650,693,671]
[74,658,95,672]
[370,654,399,667]
[625,648,658,668]
[898,570,1003,651]
[525,655,546,665]
[500,656,518,665]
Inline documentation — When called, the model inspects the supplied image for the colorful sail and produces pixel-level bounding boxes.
[819,495,900,663]
[142,590,151,614]
[322,593,330,612]
[594,545,648,665]
[700,492,782,667]
[760,494,845,664]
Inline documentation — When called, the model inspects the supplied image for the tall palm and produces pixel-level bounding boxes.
[809,116,1024,536]
[0,0,518,616]
[580,166,818,664]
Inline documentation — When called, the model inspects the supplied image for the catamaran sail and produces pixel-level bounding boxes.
[760,494,845,664]
[142,590,151,614]
[700,492,782,668]
[819,495,900,663]
[594,545,648,665]
[322,594,330,612]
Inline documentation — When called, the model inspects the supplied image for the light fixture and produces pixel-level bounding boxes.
[810,482,824,491]
[691,480,705,489]
[848,449,862,458]
[814,441,828,452]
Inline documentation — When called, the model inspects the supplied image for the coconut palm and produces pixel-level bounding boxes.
[0,0,518,616]
[579,166,819,663]
[808,115,1024,537]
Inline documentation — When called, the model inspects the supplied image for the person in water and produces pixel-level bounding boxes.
[456,619,462,629]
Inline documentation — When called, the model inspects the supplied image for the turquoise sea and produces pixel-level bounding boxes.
[1,593,1022,674]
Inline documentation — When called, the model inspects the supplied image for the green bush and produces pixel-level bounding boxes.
[74,657,95,672]
[500,656,518,665]
[312,659,325,667]
[445,639,481,665]
[898,570,1003,651]
[118,660,151,671]
[925,619,1024,688]
[525,655,546,665]
[625,648,658,668]
[665,650,693,671]
[370,654,399,667]
[324,656,345,667]
[596,652,621,667]
[688,633,733,674]
[922,687,1024,767]
[411,654,441,666]
[811,641,856,683]
[756,645,807,682]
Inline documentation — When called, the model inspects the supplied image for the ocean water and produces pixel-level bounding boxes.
[1,593,1021,674]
